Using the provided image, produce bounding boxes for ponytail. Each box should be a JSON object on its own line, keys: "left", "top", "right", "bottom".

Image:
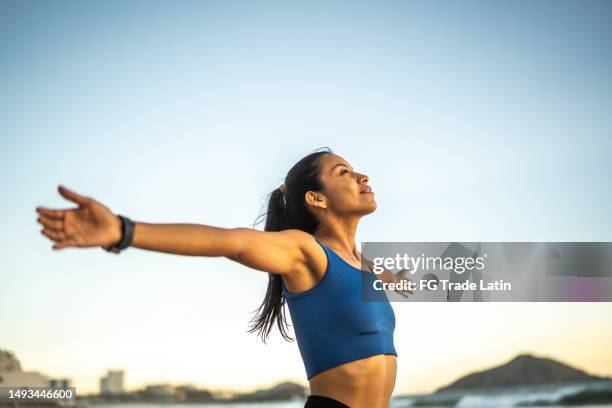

{"left": 246, "top": 187, "right": 294, "bottom": 343}
{"left": 265, "top": 187, "right": 291, "bottom": 232}
{"left": 246, "top": 147, "right": 332, "bottom": 343}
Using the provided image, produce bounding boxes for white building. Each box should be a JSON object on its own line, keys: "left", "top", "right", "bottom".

{"left": 100, "top": 370, "right": 124, "bottom": 395}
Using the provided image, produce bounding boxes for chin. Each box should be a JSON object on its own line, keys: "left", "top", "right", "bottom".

{"left": 362, "top": 201, "right": 377, "bottom": 215}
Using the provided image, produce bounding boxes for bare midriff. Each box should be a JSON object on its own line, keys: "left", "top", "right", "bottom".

{"left": 308, "top": 353, "right": 397, "bottom": 408}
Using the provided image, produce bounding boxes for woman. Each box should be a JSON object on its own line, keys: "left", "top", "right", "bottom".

{"left": 36, "top": 147, "right": 410, "bottom": 408}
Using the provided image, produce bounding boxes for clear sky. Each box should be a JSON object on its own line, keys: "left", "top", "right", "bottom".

{"left": 1, "top": 0, "right": 611, "bottom": 396}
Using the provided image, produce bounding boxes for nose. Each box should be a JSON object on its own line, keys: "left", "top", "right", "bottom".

{"left": 356, "top": 172, "right": 369, "bottom": 185}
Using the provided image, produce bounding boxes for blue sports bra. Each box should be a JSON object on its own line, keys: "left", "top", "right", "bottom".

{"left": 281, "top": 236, "right": 397, "bottom": 380}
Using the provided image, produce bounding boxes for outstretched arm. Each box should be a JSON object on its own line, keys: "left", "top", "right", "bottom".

{"left": 130, "top": 223, "right": 309, "bottom": 276}
{"left": 36, "top": 186, "right": 309, "bottom": 276}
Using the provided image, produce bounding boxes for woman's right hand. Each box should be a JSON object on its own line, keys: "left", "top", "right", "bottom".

{"left": 36, "top": 185, "right": 122, "bottom": 250}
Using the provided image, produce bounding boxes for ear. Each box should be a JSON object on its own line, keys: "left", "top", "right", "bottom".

{"left": 305, "top": 191, "right": 327, "bottom": 209}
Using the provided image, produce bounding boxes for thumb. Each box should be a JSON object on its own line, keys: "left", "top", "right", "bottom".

{"left": 58, "top": 185, "right": 90, "bottom": 206}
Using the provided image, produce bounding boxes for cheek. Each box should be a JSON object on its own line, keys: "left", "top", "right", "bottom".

{"left": 329, "top": 189, "right": 364, "bottom": 210}
{"left": 325, "top": 189, "right": 349, "bottom": 209}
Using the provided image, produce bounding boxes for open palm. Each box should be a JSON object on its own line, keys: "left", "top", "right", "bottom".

{"left": 36, "top": 186, "right": 121, "bottom": 250}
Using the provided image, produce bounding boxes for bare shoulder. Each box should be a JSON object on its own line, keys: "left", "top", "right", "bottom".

{"left": 278, "top": 229, "right": 328, "bottom": 281}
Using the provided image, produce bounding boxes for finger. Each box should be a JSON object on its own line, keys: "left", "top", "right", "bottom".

{"left": 36, "top": 207, "right": 65, "bottom": 220}
{"left": 53, "top": 239, "right": 77, "bottom": 250}
{"left": 58, "top": 185, "right": 90, "bottom": 206}
{"left": 41, "top": 227, "right": 67, "bottom": 242}
{"left": 41, "top": 229, "right": 57, "bottom": 242}
{"left": 398, "top": 291, "right": 410, "bottom": 298}
{"left": 37, "top": 215, "right": 63, "bottom": 230}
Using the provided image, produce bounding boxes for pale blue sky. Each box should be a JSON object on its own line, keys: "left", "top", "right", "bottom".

{"left": 1, "top": 0, "right": 611, "bottom": 396}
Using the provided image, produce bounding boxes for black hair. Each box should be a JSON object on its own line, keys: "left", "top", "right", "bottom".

{"left": 247, "top": 147, "right": 333, "bottom": 343}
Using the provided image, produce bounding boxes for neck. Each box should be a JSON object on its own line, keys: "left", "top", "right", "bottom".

{"left": 315, "top": 215, "right": 361, "bottom": 258}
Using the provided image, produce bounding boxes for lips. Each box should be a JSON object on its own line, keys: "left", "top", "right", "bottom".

{"left": 360, "top": 186, "right": 373, "bottom": 194}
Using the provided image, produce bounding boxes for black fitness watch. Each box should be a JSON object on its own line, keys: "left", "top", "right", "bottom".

{"left": 105, "top": 215, "right": 136, "bottom": 254}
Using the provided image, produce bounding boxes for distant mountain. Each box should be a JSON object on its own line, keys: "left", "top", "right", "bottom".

{"left": 435, "top": 353, "right": 609, "bottom": 392}
{"left": 231, "top": 381, "right": 307, "bottom": 401}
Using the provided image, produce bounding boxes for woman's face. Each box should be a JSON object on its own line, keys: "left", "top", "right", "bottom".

{"left": 315, "top": 153, "right": 377, "bottom": 216}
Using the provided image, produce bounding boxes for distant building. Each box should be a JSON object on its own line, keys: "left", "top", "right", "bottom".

{"left": 144, "top": 384, "right": 174, "bottom": 397}
{"left": 49, "top": 378, "right": 71, "bottom": 389}
{"left": 0, "top": 371, "right": 50, "bottom": 387}
{"left": 100, "top": 370, "right": 124, "bottom": 395}
{"left": 174, "top": 384, "right": 197, "bottom": 402}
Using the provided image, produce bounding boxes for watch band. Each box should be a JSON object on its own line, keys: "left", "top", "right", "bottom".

{"left": 105, "top": 215, "right": 135, "bottom": 254}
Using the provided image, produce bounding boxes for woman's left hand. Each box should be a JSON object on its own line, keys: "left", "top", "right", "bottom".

{"left": 393, "top": 269, "right": 414, "bottom": 298}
